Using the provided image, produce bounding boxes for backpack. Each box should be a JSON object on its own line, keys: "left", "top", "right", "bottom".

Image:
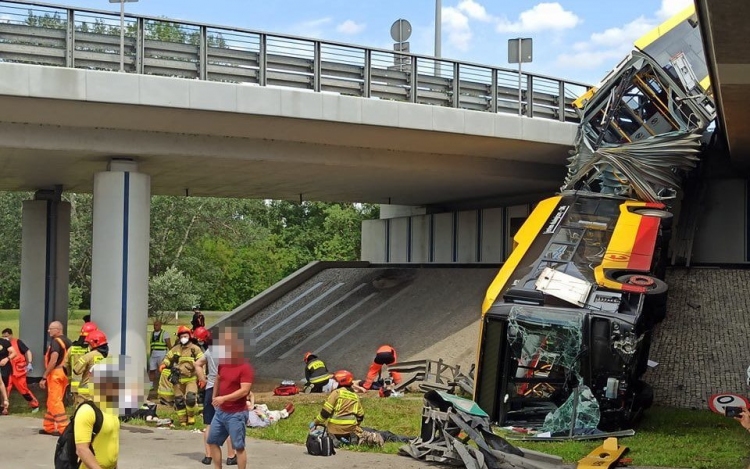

{"left": 273, "top": 381, "right": 300, "bottom": 396}
{"left": 306, "top": 428, "right": 336, "bottom": 456}
{"left": 54, "top": 401, "right": 104, "bottom": 469}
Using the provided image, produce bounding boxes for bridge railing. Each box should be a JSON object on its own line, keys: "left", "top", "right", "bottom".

{"left": 0, "top": 0, "right": 590, "bottom": 122}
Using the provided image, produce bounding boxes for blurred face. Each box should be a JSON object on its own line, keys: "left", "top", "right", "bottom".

{"left": 1, "top": 332, "right": 10, "bottom": 340}
{"left": 218, "top": 327, "right": 245, "bottom": 363}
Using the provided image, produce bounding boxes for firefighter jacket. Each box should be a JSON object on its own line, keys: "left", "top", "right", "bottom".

{"left": 305, "top": 358, "right": 332, "bottom": 385}
{"left": 72, "top": 346, "right": 108, "bottom": 397}
{"left": 68, "top": 338, "right": 88, "bottom": 393}
{"left": 314, "top": 387, "right": 365, "bottom": 437}
{"left": 161, "top": 343, "right": 204, "bottom": 383}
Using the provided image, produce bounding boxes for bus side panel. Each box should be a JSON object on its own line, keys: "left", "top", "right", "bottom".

{"left": 475, "top": 318, "right": 506, "bottom": 422}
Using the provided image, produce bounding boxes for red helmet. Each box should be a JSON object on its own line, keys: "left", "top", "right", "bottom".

{"left": 194, "top": 327, "right": 211, "bottom": 343}
{"left": 81, "top": 322, "right": 98, "bottom": 337}
{"left": 303, "top": 352, "right": 316, "bottom": 363}
{"left": 333, "top": 370, "right": 354, "bottom": 387}
{"left": 85, "top": 330, "right": 108, "bottom": 348}
{"left": 176, "top": 325, "right": 192, "bottom": 338}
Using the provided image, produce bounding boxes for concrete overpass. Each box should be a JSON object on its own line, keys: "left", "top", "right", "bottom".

{"left": 696, "top": 0, "right": 750, "bottom": 164}
{"left": 0, "top": 0, "right": 586, "bottom": 382}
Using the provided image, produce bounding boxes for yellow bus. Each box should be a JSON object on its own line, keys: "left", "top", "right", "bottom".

{"left": 474, "top": 191, "right": 672, "bottom": 430}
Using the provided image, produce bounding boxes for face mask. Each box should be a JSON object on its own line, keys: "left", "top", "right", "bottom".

{"left": 180, "top": 337, "right": 189, "bottom": 345}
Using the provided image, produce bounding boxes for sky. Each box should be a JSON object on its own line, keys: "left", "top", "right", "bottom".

{"left": 10, "top": 0, "right": 694, "bottom": 84}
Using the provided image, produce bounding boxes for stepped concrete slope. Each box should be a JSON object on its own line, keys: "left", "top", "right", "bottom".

{"left": 225, "top": 263, "right": 498, "bottom": 382}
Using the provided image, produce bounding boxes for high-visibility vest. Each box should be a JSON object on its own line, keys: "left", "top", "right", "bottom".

{"left": 9, "top": 338, "right": 27, "bottom": 377}
{"left": 68, "top": 343, "right": 88, "bottom": 393}
{"left": 150, "top": 330, "right": 168, "bottom": 352}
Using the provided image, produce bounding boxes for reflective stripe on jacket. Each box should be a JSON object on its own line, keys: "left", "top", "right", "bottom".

{"left": 150, "top": 330, "right": 168, "bottom": 351}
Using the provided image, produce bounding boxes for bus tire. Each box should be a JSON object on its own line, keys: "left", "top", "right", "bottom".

{"left": 617, "top": 274, "right": 668, "bottom": 296}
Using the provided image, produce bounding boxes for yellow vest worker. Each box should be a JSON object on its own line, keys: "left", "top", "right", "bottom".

{"left": 72, "top": 330, "right": 109, "bottom": 405}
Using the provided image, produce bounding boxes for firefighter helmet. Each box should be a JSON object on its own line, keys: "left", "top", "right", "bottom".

{"left": 333, "top": 370, "right": 354, "bottom": 387}
{"left": 80, "top": 322, "right": 98, "bottom": 337}
{"left": 194, "top": 327, "right": 211, "bottom": 343}
{"left": 85, "top": 330, "right": 108, "bottom": 348}
{"left": 303, "top": 352, "right": 316, "bottom": 363}
{"left": 176, "top": 325, "right": 192, "bottom": 337}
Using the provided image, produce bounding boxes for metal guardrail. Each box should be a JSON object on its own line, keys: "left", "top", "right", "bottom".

{"left": 0, "top": 0, "right": 590, "bottom": 122}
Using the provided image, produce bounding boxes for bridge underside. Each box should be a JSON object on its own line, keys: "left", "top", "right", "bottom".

{"left": 698, "top": 0, "right": 750, "bottom": 166}
{"left": 0, "top": 62, "right": 579, "bottom": 206}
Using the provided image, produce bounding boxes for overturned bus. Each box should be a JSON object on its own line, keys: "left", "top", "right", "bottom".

{"left": 473, "top": 191, "right": 671, "bottom": 430}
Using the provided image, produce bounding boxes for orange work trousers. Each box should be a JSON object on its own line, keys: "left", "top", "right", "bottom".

{"left": 364, "top": 363, "right": 402, "bottom": 389}
{"left": 7, "top": 373, "right": 39, "bottom": 408}
{"left": 43, "top": 368, "right": 70, "bottom": 433}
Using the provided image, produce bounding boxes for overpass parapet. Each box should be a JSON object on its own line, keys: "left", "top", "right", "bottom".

{"left": 0, "top": 0, "right": 589, "bottom": 123}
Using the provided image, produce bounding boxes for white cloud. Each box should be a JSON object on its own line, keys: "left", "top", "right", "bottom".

{"left": 336, "top": 20, "right": 365, "bottom": 35}
{"left": 556, "top": 16, "right": 655, "bottom": 70}
{"left": 658, "top": 0, "right": 693, "bottom": 19}
{"left": 442, "top": 6, "right": 472, "bottom": 51}
{"left": 496, "top": 2, "right": 581, "bottom": 33}
{"left": 457, "top": 0, "right": 493, "bottom": 23}
{"left": 289, "top": 17, "right": 332, "bottom": 38}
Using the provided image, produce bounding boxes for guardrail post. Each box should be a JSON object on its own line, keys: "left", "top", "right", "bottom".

{"left": 490, "top": 69, "right": 498, "bottom": 113}
{"left": 199, "top": 25, "right": 208, "bottom": 80}
{"left": 136, "top": 17, "right": 144, "bottom": 74}
{"left": 313, "top": 41, "right": 321, "bottom": 92}
{"left": 258, "top": 34, "right": 267, "bottom": 86}
{"left": 558, "top": 81, "right": 566, "bottom": 122}
{"left": 526, "top": 75, "right": 534, "bottom": 117}
{"left": 65, "top": 9, "right": 75, "bottom": 68}
{"left": 452, "top": 62, "right": 460, "bottom": 108}
{"left": 363, "top": 49, "right": 371, "bottom": 98}
{"left": 410, "top": 56, "right": 418, "bottom": 103}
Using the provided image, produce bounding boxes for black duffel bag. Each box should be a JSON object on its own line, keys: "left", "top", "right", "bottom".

{"left": 306, "top": 428, "right": 336, "bottom": 456}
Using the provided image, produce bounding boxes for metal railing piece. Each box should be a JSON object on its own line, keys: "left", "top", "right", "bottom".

{"left": 0, "top": 0, "right": 590, "bottom": 122}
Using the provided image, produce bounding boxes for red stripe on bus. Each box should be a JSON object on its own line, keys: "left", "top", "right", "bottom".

{"left": 627, "top": 216, "right": 660, "bottom": 271}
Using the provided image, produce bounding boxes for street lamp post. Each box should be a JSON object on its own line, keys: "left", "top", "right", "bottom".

{"left": 109, "top": 0, "right": 138, "bottom": 72}
{"left": 434, "top": 0, "right": 441, "bottom": 59}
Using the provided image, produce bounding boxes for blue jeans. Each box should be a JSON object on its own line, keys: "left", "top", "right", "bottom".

{"left": 207, "top": 407, "right": 249, "bottom": 450}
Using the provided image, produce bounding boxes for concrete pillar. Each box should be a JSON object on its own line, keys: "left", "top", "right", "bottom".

{"left": 19, "top": 188, "right": 70, "bottom": 377}
{"left": 90, "top": 159, "right": 150, "bottom": 377}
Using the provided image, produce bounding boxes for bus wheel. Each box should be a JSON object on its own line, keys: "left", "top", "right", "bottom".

{"left": 617, "top": 274, "right": 668, "bottom": 296}
{"left": 632, "top": 208, "right": 673, "bottom": 219}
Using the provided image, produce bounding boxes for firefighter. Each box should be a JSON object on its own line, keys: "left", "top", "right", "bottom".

{"left": 160, "top": 326, "right": 206, "bottom": 426}
{"left": 39, "top": 321, "right": 72, "bottom": 436}
{"left": 312, "top": 370, "right": 384, "bottom": 447}
{"left": 72, "top": 330, "right": 109, "bottom": 405}
{"left": 69, "top": 322, "right": 98, "bottom": 403}
{"left": 1, "top": 328, "right": 39, "bottom": 412}
{"left": 361, "top": 345, "right": 402, "bottom": 390}
{"left": 303, "top": 352, "right": 332, "bottom": 393}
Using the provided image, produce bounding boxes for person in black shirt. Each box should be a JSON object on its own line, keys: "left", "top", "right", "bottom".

{"left": 0, "top": 337, "right": 18, "bottom": 389}
{"left": 191, "top": 307, "right": 205, "bottom": 331}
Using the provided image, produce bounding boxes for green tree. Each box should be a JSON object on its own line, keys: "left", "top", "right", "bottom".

{"left": 148, "top": 266, "right": 200, "bottom": 324}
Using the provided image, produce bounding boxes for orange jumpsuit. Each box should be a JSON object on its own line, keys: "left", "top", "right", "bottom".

{"left": 7, "top": 338, "right": 39, "bottom": 410}
{"left": 43, "top": 337, "right": 71, "bottom": 433}
{"left": 363, "top": 345, "right": 401, "bottom": 389}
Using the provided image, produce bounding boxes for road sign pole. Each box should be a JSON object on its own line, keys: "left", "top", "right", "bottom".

{"left": 518, "top": 39, "right": 522, "bottom": 116}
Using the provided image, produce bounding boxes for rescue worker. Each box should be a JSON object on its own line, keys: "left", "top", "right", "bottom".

{"left": 72, "top": 330, "right": 109, "bottom": 405}
{"left": 312, "top": 370, "right": 384, "bottom": 447}
{"left": 148, "top": 320, "right": 172, "bottom": 384}
{"left": 303, "top": 352, "right": 332, "bottom": 393}
{"left": 1, "top": 328, "right": 39, "bottom": 412}
{"left": 361, "top": 345, "right": 401, "bottom": 390}
{"left": 160, "top": 326, "right": 206, "bottom": 426}
{"left": 39, "top": 321, "right": 72, "bottom": 436}
{"left": 70, "top": 322, "right": 98, "bottom": 403}
{"left": 191, "top": 307, "right": 205, "bottom": 332}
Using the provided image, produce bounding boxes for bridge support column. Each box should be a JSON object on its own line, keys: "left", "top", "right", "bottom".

{"left": 90, "top": 159, "right": 150, "bottom": 381}
{"left": 19, "top": 188, "right": 70, "bottom": 378}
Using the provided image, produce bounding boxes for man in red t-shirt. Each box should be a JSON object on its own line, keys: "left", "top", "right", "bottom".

{"left": 207, "top": 325, "right": 253, "bottom": 469}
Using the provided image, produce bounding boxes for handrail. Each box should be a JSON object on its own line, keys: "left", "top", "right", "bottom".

{"left": 0, "top": 0, "right": 591, "bottom": 122}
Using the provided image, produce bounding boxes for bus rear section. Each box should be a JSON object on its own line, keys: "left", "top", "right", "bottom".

{"left": 474, "top": 191, "right": 671, "bottom": 431}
